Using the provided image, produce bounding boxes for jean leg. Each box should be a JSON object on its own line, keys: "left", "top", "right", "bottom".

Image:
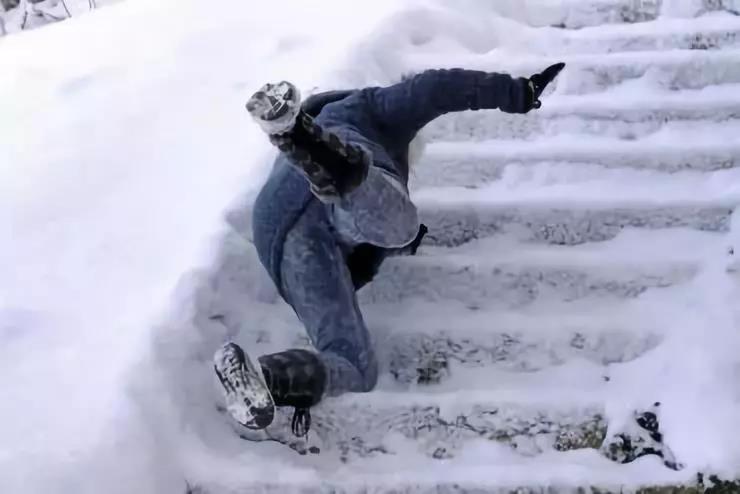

{"left": 280, "top": 201, "right": 378, "bottom": 395}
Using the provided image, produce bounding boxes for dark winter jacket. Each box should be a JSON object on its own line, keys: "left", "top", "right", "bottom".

{"left": 252, "top": 69, "right": 531, "bottom": 293}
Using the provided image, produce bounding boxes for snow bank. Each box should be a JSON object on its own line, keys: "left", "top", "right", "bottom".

{"left": 0, "top": 0, "right": 407, "bottom": 491}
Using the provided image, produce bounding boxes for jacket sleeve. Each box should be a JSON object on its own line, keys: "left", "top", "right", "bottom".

{"left": 365, "top": 68, "right": 530, "bottom": 142}
{"left": 301, "top": 90, "right": 354, "bottom": 117}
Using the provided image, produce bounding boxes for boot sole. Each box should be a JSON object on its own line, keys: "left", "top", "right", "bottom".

{"left": 246, "top": 81, "right": 301, "bottom": 135}
{"left": 214, "top": 342, "right": 275, "bottom": 430}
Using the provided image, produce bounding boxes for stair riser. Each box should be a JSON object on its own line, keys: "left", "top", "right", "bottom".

{"left": 415, "top": 152, "right": 739, "bottom": 188}
{"left": 524, "top": 0, "right": 737, "bottom": 29}
{"left": 418, "top": 206, "right": 732, "bottom": 247}
{"left": 424, "top": 108, "right": 740, "bottom": 142}
{"left": 556, "top": 54, "right": 740, "bottom": 94}
{"left": 280, "top": 327, "right": 660, "bottom": 385}
{"left": 360, "top": 262, "right": 695, "bottom": 307}
{"left": 235, "top": 402, "right": 606, "bottom": 463}
{"left": 555, "top": 28, "right": 740, "bottom": 54}
{"left": 383, "top": 331, "right": 661, "bottom": 385}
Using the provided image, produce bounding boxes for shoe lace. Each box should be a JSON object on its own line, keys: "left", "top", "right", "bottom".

{"left": 291, "top": 408, "right": 312, "bottom": 437}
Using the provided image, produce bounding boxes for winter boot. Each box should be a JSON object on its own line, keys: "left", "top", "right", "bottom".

{"left": 214, "top": 342, "right": 327, "bottom": 437}
{"left": 258, "top": 349, "right": 327, "bottom": 437}
{"left": 246, "top": 81, "right": 370, "bottom": 199}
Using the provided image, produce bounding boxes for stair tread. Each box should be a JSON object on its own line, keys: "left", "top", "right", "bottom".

{"left": 194, "top": 448, "right": 695, "bottom": 492}
{"left": 400, "top": 228, "right": 723, "bottom": 268}
{"left": 415, "top": 44, "right": 740, "bottom": 67}
{"left": 375, "top": 359, "right": 610, "bottom": 397}
{"left": 321, "top": 379, "right": 606, "bottom": 418}
{"left": 367, "top": 298, "right": 661, "bottom": 338}
{"left": 559, "top": 11, "right": 740, "bottom": 41}
{"left": 545, "top": 82, "right": 740, "bottom": 111}
{"left": 426, "top": 130, "right": 740, "bottom": 159}
{"left": 411, "top": 165, "right": 740, "bottom": 206}
{"left": 312, "top": 450, "right": 688, "bottom": 486}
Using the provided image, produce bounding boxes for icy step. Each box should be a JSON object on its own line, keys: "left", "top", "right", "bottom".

{"left": 215, "top": 292, "right": 660, "bottom": 385}
{"left": 384, "top": 329, "right": 656, "bottom": 386}
{"left": 219, "top": 295, "right": 661, "bottom": 386}
{"left": 419, "top": 200, "right": 732, "bottom": 248}
{"left": 496, "top": 0, "right": 739, "bottom": 29}
{"left": 234, "top": 367, "right": 609, "bottom": 463}
{"left": 194, "top": 472, "right": 713, "bottom": 494}
{"left": 313, "top": 396, "right": 604, "bottom": 461}
{"left": 359, "top": 230, "right": 709, "bottom": 307}
{"left": 189, "top": 451, "right": 733, "bottom": 494}
{"left": 554, "top": 48, "right": 740, "bottom": 94}
{"left": 410, "top": 165, "right": 738, "bottom": 246}
{"left": 545, "top": 13, "right": 740, "bottom": 54}
{"left": 415, "top": 136, "right": 740, "bottom": 189}
{"left": 368, "top": 301, "right": 661, "bottom": 385}
{"left": 424, "top": 85, "right": 740, "bottom": 142}
{"left": 409, "top": 49, "right": 740, "bottom": 94}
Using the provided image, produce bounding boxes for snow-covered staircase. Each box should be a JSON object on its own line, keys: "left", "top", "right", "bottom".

{"left": 189, "top": 2, "right": 740, "bottom": 492}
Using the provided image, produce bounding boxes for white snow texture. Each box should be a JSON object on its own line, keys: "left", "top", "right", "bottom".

{"left": 2, "top": 0, "right": 740, "bottom": 493}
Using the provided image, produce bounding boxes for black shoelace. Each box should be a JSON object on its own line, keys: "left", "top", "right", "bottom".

{"left": 291, "top": 408, "right": 311, "bottom": 437}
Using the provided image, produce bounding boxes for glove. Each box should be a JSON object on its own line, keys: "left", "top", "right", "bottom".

{"left": 268, "top": 132, "right": 294, "bottom": 152}
{"left": 526, "top": 62, "right": 566, "bottom": 110}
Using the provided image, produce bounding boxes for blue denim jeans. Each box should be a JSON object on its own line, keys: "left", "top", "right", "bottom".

{"left": 278, "top": 166, "right": 419, "bottom": 396}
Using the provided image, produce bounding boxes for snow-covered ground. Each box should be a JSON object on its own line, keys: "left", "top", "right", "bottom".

{"left": 1, "top": 0, "right": 400, "bottom": 491}
{"left": 3, "top": 0, "right": 740, "bottom": 493}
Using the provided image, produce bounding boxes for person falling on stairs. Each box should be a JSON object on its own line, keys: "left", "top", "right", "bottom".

{"left": 214, "top": 63, "right": 566, "bottom": 437}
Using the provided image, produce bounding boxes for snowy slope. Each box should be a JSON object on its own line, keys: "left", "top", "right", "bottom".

{"left": 0, "top": 0, "right": 403, "bottom": 492}
{"left": 3, "top": 0, "right": 740, "bottom": 493}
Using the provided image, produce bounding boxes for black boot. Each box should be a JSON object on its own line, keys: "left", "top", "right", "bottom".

{"left": 258, "top": 349, "right": 327, "bottom": 437}
{"left": 246, "top": 81, "right": 369, "bottom": 199}
{"left": 215, "top": 344, "right": 327, "bottom": 437}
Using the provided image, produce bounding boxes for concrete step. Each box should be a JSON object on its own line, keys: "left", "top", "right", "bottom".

{"left": 423, "top": 85, "right": 740, "bottom": 142}
{"left": 233, "top": 376, "right": 609, "bottom": 462}
{"left": 414, "top": 136, "right": 740, "bottom": 188}
{"left": 407, "top": 49, "right": 740, "bottom": 95}
{"left": 542, "top": 13, "right": 740, "bottom": 54}
{"left": 492, "top": 0, "right": 739, "bottom": 29}
{"left": 359, "top": 238, "right": 702, "bottom": 308}
{"left": 191, "top": 477, "right": 731, "bottom": 494}
{"left": 418, "top": 201, "right": 732, "bottom": 249}
{"left": 367, "top": 301, "right": 661, "bottom": 385}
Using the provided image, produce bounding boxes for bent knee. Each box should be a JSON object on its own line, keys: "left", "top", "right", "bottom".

{"left": 358, "top": 199, "right": 419, "bottom": 248}
{"left": 359, "top": 357, "right": 379, "bottom": 392}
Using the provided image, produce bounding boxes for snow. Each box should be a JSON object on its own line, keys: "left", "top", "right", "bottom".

{"left": 414, "top": 165, "right": 740, "bottom": 205}
{"left": 0, "top": 0, "right": 402, "bottom": 492}
{"left": 3, "top": 0, "right": 740, "bottom": 492}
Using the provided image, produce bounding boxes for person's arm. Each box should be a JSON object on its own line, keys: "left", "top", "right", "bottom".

{"left": 365, "top": 64, "right": 564, "bottom": 142}
{"left": 301, "top": 90, "right": 354, "bottom": 117}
